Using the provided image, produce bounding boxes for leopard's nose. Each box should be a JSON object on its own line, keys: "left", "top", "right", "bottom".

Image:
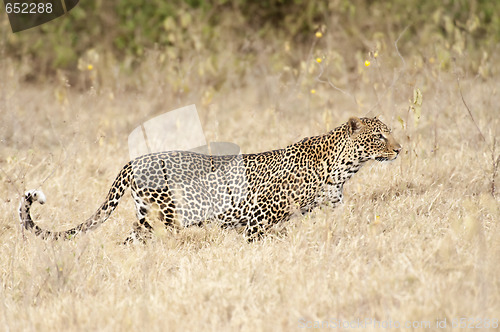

{"left": 393, "top": 143, "right": 402, "bottom": 154}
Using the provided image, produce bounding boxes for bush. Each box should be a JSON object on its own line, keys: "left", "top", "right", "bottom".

{"left": 1, "top": 0, "right": 498, "bottom": 83}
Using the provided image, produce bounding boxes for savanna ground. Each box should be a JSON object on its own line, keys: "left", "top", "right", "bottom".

{"left": 1, "top": 4, "right": 500, "bottom": 331}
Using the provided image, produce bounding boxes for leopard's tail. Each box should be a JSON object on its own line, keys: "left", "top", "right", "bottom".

{"left": 18, "top": 162, "right": 132, "bottom": 240}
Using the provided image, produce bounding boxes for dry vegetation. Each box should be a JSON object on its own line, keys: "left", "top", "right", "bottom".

{"left": 1, "top": 26, "right": 500, "bottom": 331}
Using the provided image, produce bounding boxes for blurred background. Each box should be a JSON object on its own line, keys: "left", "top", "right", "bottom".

{"left": 1, "top": 0, "right": 498, "bottom": 92}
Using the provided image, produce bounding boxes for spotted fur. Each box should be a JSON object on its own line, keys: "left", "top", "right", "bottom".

{"left": 18, "top": 117, "right": 401, "bottom": 242}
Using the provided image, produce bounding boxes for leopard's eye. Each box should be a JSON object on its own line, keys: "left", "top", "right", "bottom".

{"left": 377, "top": 133, "right": 385, "bottom": 140}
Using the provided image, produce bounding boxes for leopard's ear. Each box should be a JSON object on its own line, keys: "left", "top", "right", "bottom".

{"left": 348, "top": 117, "right": 364, "bottom": 136}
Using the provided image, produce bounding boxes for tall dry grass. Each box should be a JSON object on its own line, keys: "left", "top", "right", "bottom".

{"left": 1, "top": 38, "right": 499, "bottom": 331}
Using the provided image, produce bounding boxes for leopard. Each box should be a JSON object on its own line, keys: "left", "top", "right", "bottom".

{"left": 19, "top": 116, "right": 401, "bottom": 242}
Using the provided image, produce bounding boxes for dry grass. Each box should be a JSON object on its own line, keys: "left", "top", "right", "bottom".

{"left": 1, "top": 49, "right": 499, "bottom": 332}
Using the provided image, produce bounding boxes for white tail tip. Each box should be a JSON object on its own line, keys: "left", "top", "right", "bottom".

{"left": 25, "top": 189, "right": 46, "bottom": 205}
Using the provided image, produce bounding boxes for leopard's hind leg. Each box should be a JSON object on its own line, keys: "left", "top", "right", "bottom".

{"left": 124, "top": 190, "right": 154, "bottom": 244}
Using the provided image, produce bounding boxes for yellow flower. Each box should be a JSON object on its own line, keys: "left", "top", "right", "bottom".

{"left": 87, "top": 64, "right": 93, "bottom": 71}
{"left": 316, "top": 58, "right": 322, "bottom": 63}
{"left": 310, "top": 89, "right": 316, "bottom": 94}
{"left": 315, "top": 31, "right": 323, "bottom": 38}
{"left": 364, "top": 60, "right": 371, "bottom": 67}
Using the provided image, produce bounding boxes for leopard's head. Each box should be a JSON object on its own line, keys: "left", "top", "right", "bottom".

{"left": 347, "top": 117, "right": 401, "bottom": 162}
